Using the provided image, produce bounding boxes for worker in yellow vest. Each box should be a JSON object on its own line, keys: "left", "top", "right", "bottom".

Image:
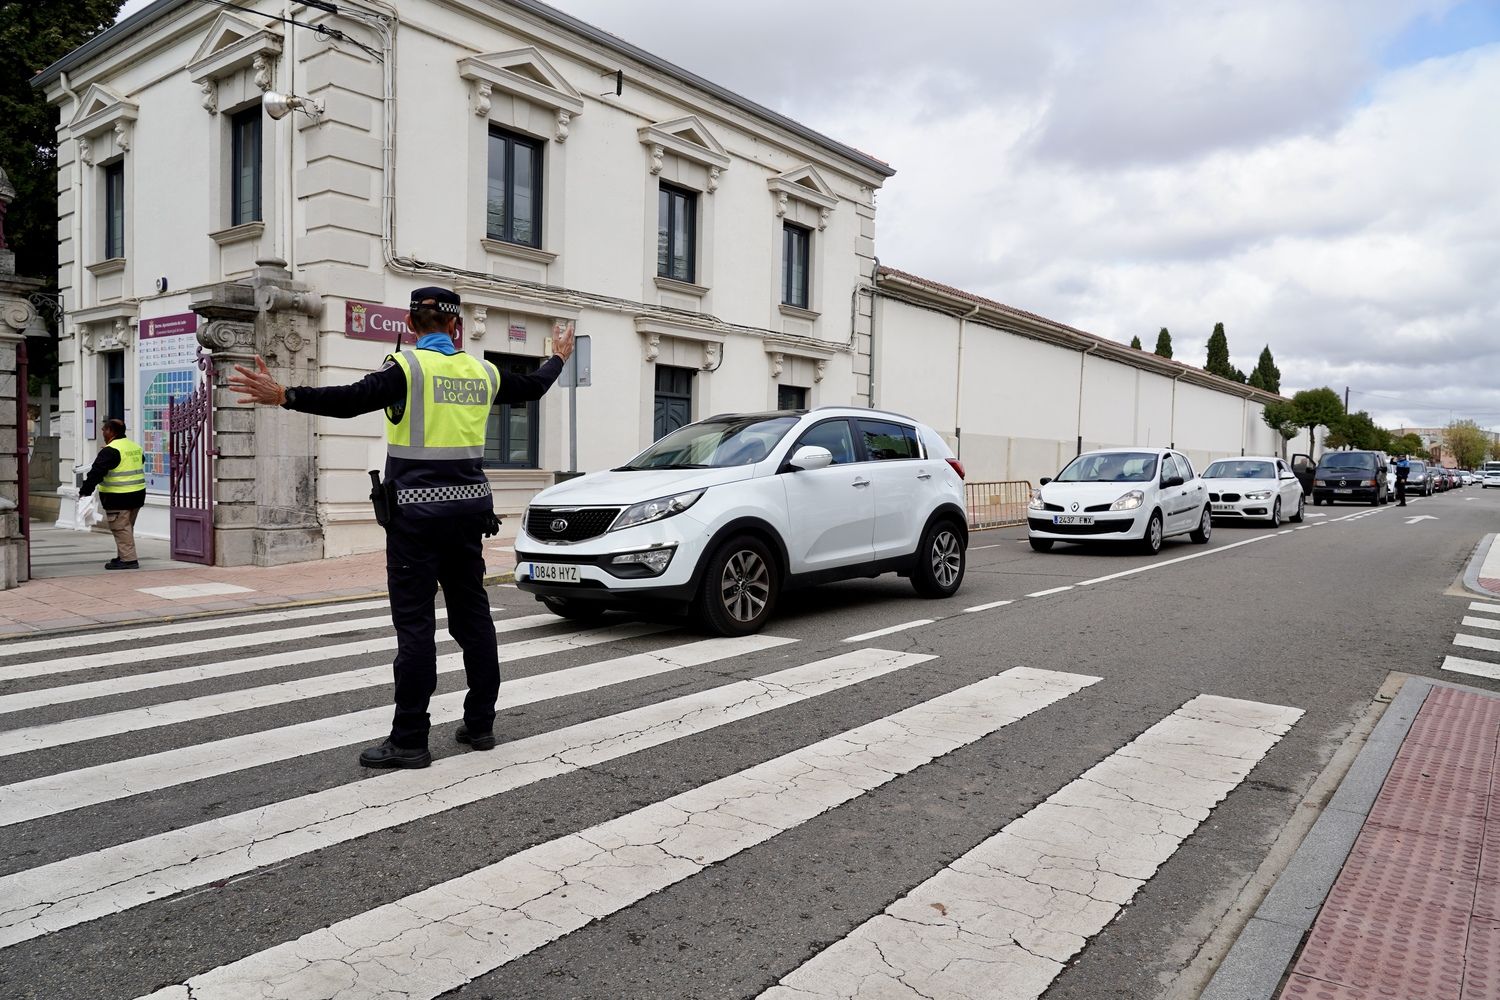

{"left": 79, "top": 417, "right": 147, "bottom": 570}
{"left": 229, "top": 287, "right": 573, "bottom": 770}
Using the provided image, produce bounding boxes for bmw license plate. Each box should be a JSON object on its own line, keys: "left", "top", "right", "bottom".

{"left": 1212, "top": 503, "right": 1235, "bottom": 512}
{"left": 530, "top": 563, "right": 580, "bottom": 584}
{"left": 1052, "top": 515, "right": 1093, "bottom": 525}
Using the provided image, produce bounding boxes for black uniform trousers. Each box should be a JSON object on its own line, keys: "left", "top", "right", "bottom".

{"left": 385, "top": 513, "right": 498, "bottom": 748}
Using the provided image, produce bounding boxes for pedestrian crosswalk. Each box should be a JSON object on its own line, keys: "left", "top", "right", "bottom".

{"left": 1444, "top": 601, "right": 1500, "bottom": 681}
{"left": 0, "top": 597, "right": 1302, "bottom": 1000}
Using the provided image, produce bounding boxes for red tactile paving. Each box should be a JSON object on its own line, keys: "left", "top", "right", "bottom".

{"left": 1280, "top": 687, "right": 1500, "bottom": 1000}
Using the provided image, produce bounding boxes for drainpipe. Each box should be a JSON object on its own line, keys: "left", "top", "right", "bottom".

{"left": 954, "top": 303, "right": 979, "bottom": 458}
{"left": 1169, "top": 370, "right": 1184, "bottom": 449}
{"left": 1240, "top": 391, "right": 1249, "bottom": 456}
{"left": 869, "top": 257, "right": 880, "bottom": 408}
{"left": 1075, "top": 342, "right": 1098, "bottom": 456}
{"left": 59, "top": 71, "right": 84, "bottom": 460}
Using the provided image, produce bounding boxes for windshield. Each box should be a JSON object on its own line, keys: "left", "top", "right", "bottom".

{"left": 1409, "top": 462, "right": 1427, "bottom": 473}
{"left": 1485, "top": 463, "right": 1500, "bottom": 473}
{"left": 1056, "top": 452, "right": 1158, "bottom": 483}
{"left": 621, "top": 415, "right": 797, "bottom": 470}
{"left": 1318, "top": 453, "right": 1376, "bottom": 471}
{"left": 1203, "top": 460, "right": 1276, "bottom": 480}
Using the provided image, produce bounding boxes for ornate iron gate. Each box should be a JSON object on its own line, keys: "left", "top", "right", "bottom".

{"left": 168, "top": 350, "right": 214, "bottom": 564}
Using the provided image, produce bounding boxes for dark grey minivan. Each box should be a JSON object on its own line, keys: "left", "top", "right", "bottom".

{"left": 1312, "top": 451, "right": 1389, "bottom": 506}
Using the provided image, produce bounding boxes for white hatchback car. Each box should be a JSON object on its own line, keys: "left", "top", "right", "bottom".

{"left": 1201, "top": 456, "right": 1305, "bottom": 526}
{"left": 1027, "top": 448, "right": 1211, "bottom": 554}
{"left": 515, "top": 408, "right": 970, "bottom": 635}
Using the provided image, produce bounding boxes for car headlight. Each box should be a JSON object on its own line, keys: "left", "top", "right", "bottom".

{"left": 609, "top": 545, "right": 677, "bottom": 576}
{"left": 1110, "top": 490, "right": 1144, "bottom": 511}
{"left": 1245, "top": 490, "right": 1273, "bottom": 501}
{"left": 611, "top": 490, "right": 704, "bottom": 531}
{"left": 1314, "top": 479, "right": 1327, "bottom": 487}
{"left": 1028, "top": 489, "right": 1046, "bottom": 511}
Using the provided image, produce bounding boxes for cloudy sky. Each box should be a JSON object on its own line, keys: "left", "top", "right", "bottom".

{"left": 118, "top": 0, "right": 1500, "bottom": 431}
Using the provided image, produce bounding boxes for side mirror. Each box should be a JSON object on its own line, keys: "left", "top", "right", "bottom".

{"left": 1162, "top": 475, "right": 1185, "bottom": 488}
{"left": 787, "top": 445, "right": 833, "bottom": 472}
{"left": 1039, "top": 477, "right": 1053, "bottom": 486}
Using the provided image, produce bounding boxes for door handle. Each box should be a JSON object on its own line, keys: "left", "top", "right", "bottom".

{"left": 852, "top": 478, "right": 871, "bottom": 488}
{"left": 917, "top": 473, "right": 932, "bottom": 481}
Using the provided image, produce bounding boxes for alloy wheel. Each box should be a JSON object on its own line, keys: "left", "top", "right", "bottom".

{"left": 931, "top": 530, "right": 962, "bottom": 589}
{"left": 720, "top": 550, "right": 771, "bottom": 623}
{"left": 1149, "top": 516, "right": 1163, "bottom": 551}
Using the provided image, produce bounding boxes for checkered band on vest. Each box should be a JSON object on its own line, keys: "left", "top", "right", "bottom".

{"left": 394, "top": 483, "right": 493, "bottom": 506}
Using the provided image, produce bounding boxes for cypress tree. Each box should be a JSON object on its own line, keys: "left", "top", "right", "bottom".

{"left": 1153, "top": 328, "right": 1173, "bottom": 359}
{"left": 1130, "top": 335, "right": 1142, "bottom": 349}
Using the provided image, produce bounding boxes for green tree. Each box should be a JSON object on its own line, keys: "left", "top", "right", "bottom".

{"left": 1203, "top": 322, "right": 1246, "bottom": 382}
{"left": 0, "top": 0, "right": 125, "bottom": 391}
{"left": 1153, "top": 327, "right": 1173, "bottom": 359}
{"left": 1444, "top": 419, "right": 1491, "bottom": 468}
{"left": 1129, "top": 335, "right": 1142, "bottom": 349}
{"left": 1261, "top": 401, "right": 1301, "bottom": 457}
{"left": 1290, "top": 387, "right": 1345, "bottom": 455}
{"left": 1491, "top": 439, "right": 1500, "bottom": 462}
{"left": 1250, "top": 345, "right": 1281, "bottom": 393}
{"left": 1391, "top": 432, "right": 1425, "bottom": 457}
{"left": 1327, "top": 411, "right": 1389, "bottom": 452}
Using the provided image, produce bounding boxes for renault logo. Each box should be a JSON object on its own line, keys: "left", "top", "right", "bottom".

{"left": 1071, "top": 501, "right": 1079, "bottom": 512}
{"left": 550, "top": 518, "right": 569, "bottom": 533}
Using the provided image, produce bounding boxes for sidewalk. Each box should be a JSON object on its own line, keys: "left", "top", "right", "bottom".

{"left": 0, "top": 522, "right": 518, "bottom": 638}
{"left": 1469, "top": 533, "right": 1500, "bottom": 601}
{"left": 1202, "top": 675, "right": 1500, "bottom": 1000}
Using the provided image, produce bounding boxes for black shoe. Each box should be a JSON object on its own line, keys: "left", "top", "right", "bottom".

{"left": 358, "top": 739, "right": 432, "bottom": 769}
{"left": 455, "top": 725, "right": 496, "bottom": 751}
{"left": 104, "top": 559, "right": 140, "bottom": 570}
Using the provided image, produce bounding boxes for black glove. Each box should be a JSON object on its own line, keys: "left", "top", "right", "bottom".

{"left": 482, "top": 511, "right": 502, "bottom": 538}
{"left": 79, "top": 486, "right": 94, "bottom": 497}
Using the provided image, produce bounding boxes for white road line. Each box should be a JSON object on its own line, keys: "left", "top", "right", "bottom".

{"left": 1463, "top": 616, "right": 1500, "bottom": 633}
{"left": 130, "top": 666, "right": 1100, "bottom": 1000}
{"left": 1469, "top": 602, "right": 1500, "bottom": 616}
{"left": 1442, "top": 655, "right": 1500, "bottom": 681}
{"left": 1027, "top": 586, "right": 1074, "bottom": 598}
{"left": 843, "top": 620, "right": 934, "bottom": 643}
{"left": 1294, "top": 525, "right": 1310, "bottom": 530}
{"left": 760, "top": 693, "right": 1301, "bottom": 1000}
{"left": 964, "top": 600, "right": 1014, "bottom": 613}
{"left": 1454, "top": 633, "right": 1500, "bottom": 654}
{"left": 0, "top": 610, "right": 434, "bottom": 683}
{"left": 1278, "top": 529, "right": 1294, "bottom": 535}
{"left": 970, "top": 544, "right": 1004, "bottom": 551}
{"left": 0, "top": 599, "right": 391, "bottom": 659}
{"left": 0, "top": 635, "right": 837, "bottom": 947}
{"left": 0, "top": 614, "right": 554, "bottom": 717}
{"left": 1076, "top": 535, "right": 1270, "bottom": 587}
{"left": 0, "top": 624, "right": 670, "bottom": 826}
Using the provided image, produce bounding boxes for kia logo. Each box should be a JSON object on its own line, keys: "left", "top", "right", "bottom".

{"left": 550, "top": 518, "right": 569, "bottom": 533}
{"left": 1071, "top": 501, "right": 1079, "bottom": 512}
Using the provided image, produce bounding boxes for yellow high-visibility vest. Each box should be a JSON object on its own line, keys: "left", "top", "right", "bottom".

{"left": 384, "top": 349, "right": 501, "bottom": 515}
{"left": 98, "top": 438, "right": 146, "bottom": 494}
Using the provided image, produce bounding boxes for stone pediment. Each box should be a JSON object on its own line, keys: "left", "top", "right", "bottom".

{"left": 460, "top": 47, "right": 584, "bottom": 132}
{"left": 186, "top": 11, "right": 283, "bottom": 84}
{"left": 639, "top": 115, "right": 731, "bottom": 175}
{"left": 68, "top": 83, "right": 138, "bottom": 139}
{"left": 769, "top": 165, "right": 837, "bottom": 209}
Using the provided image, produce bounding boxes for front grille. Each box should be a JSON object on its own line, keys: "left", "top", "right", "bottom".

{"left": 1028, "top": 518, "right": 1132, "bottom": 536}
{"left": 526, "top": 507, "right": 623, "bottom": 543}
{"left": 1042, "top": 502, "right": 1065, "bottom": 512}
{"left": 1084, "top": 502, "right": 1114, "bottom": 513}
{"left": 1219, "top": 492, "right": 1242, "bottom": 502}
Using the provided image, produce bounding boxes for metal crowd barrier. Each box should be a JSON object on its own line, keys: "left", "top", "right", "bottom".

{"left": 965, "top": 480, "right": 1034, "bottom": 530}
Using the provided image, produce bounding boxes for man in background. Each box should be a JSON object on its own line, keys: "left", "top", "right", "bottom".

{"left": 1395, "top": 454, "right": 1410, "bottom": 507}
{"left": 79, "top": 417, "right": 147, "bottom": 569}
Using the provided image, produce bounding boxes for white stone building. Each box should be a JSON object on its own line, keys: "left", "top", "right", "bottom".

{"left": 34, "top": 0, "right": 1289, "bottom": 566}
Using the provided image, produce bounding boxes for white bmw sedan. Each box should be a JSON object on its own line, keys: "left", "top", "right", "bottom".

{"left": 1027, "top": 448, "right": 1211, "bottom": 554}
{"left": 1201, "top": 456, "right": 1305, "bottom": 527}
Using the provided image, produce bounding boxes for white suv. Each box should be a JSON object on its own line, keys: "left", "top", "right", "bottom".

{"left": 514, "top": 408, "right": 970, "bottom": 635}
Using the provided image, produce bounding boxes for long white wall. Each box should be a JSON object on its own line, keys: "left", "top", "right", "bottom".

{"left": 874, "top": 297, "right": 1284, "bottom": 483}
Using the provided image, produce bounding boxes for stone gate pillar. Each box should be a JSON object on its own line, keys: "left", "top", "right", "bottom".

{"left": 0, "top": 165, "right": 42, "bottom": 588}
{"left": 192, "top": 258, "right": 323, "bottom": 566}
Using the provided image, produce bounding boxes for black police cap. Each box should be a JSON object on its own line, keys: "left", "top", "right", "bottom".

{"left": 409, "top": 286, "right": 462, "bottom": 317}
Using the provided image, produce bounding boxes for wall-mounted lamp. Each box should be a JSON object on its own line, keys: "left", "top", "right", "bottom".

{"left": 262, "top": 91, "right": 325, "bottom": 121}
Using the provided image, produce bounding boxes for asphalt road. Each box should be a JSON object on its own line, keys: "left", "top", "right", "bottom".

{"left": 0, "top": 486, "right": 1494, "bottom": 1000}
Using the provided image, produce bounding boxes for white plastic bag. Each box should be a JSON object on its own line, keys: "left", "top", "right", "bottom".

{"left": 77, "top": 492, "right": 105, "bottom": 530}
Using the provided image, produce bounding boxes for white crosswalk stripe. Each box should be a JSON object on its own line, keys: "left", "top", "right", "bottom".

{"left": 0, "top": 596, "right": 1304, "bottom": 1000}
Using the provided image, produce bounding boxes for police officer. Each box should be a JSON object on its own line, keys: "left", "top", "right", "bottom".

{"left": 1395, "top": 454, "right": 1410, "bottom": 506}
{"left": 79, "top": 417, "right": 147, "bottom": 570}
{"left": 228, "top": 287, "right": 573, "bottom": 769}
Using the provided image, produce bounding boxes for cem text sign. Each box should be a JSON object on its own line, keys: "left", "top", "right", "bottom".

{"left": 345, "top": 301, "right": 463, "bottom": 350}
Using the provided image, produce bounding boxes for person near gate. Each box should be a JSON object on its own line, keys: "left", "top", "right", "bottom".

{"left": 1395, "top": 454, "right": 1410, "bottom": 506}
{"left": 79, "top": 417, "right": 147, "bottom": 570}
{"left": 228, "top": 286, "right": 574, "bottom": 769}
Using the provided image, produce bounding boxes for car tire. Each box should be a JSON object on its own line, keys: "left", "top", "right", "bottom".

{"left": 1190, "top": 506, "right": 1212, "bottom": 544}
{"left": 1139, "top": 511, "right": 1165, "bottom": 555}
{"left": 1290, "top": 494, "right": 1305, "bottom": 523}
{"left": 692, "top": 535, "right": 778, "bottom": 636}
{"left": 1269, "top": 499, "right": 1281, "bottom": 527}
{"left": 540, "top": 597, "right": 609, "bottom": 625}
{"left": 1028, "top": 537, "right": 1054, "bottom": 553}
{"left": 911, "top": 520, "right": 966, "bottom": 598}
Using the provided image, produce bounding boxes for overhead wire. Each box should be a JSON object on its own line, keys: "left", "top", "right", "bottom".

{"left": 189, "top": 0, "right": 383, "bottom": 59}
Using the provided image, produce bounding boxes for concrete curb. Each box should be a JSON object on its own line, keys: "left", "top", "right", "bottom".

{"left": 1463, "top": 532, "right": 1499, "bottom": 600}
{"left": 1198, "top": 673, "right": 1498, "bottom": 999}
{"left": 0, "top": 571, "right": 518, "bottom": 641}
